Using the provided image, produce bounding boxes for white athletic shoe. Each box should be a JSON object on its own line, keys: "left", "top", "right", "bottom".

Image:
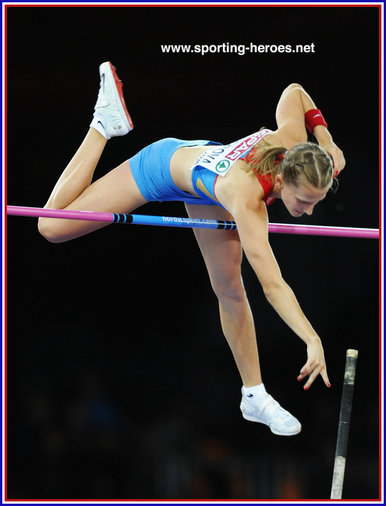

{"left": 90, "top": 61, "right": 134, "bottom": 140}
{"left": 240, "top": 387, "right": 301, "bottom": 436}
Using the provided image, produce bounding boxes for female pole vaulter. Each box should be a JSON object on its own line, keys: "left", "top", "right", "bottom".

{"left": 38, "top": 62, "right": 345, "bottom": 436}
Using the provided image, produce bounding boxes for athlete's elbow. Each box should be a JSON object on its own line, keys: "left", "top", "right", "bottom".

{"left": 285, "top": 82, "right": 304, "bottom": 93}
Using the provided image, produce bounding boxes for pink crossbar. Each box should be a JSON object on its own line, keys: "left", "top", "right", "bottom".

{"left": 6, "top": 205, "right": 379, "bottom": 239}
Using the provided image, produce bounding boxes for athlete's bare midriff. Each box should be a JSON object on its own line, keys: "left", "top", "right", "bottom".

{"left": 170, "top": 144, "right": 211, "bottom": 194}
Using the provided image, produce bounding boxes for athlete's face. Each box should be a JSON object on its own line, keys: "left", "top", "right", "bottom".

{"left": 279, "top": 179, "right": 328, "bottom": 217}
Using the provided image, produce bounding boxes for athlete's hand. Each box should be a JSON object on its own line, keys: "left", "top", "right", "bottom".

{"left": 297, "top": 337, "right": 331, "bottom": 390}
{"left": 320, "top": 141, "right": 346, "bottom": 177}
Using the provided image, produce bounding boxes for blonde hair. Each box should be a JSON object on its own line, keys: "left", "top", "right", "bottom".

{"left": 243, "top": 140, "right": 336, "bottom": 190}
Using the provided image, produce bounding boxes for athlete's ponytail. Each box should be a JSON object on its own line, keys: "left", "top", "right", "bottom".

{"left": 242, "top": 143, "right": 287, "bottom": 179}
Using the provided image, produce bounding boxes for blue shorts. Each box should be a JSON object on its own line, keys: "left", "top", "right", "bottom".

{"left": 129, "top": 138, "right": 221, "bottom": 205}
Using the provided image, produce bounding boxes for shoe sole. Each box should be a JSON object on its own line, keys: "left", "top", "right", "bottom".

{"left": 100, "top": 61, "right": 134, "bottom": 131}
{"left": 242, "top": 413, "right": 302, "bottom": 436}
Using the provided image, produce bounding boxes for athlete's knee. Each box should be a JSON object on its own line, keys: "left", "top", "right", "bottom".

{"left": 210, "top": 273, "right": 246, "bottom": 305}
{"left": 38, "top": 217, "right": 67, "bottom": 243}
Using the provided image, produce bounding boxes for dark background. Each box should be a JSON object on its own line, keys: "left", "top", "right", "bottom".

{"left": 5, "top": 4, "right": 380, "bottom": 502}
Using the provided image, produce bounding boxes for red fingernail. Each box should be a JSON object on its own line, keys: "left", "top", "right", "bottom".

{"left": 297, "top": 376, "right": 302, "bottom": 382}
{"left": 333, "top": 170, "right": 338, "bottom": 178}
{"left": 327, "top": 383, "right": 331, "bottom": 388}
{"left": 304, "top": 385, "right": 309, "bottom": 391}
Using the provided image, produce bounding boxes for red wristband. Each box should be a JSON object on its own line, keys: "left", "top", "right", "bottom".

{"left": 305, "top": 108, "right": 328, "bottom": 133}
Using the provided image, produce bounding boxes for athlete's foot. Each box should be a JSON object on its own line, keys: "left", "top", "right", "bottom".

{"left": 90, "top": 61, "right": 134, "bottom": 140}
{"left": 240, "top": 387, "right": 301, "bottom": 436}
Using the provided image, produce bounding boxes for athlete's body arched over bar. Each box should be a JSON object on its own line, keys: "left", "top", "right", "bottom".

{"left": 38, "top": 62, "right": 346, "bottom": 436}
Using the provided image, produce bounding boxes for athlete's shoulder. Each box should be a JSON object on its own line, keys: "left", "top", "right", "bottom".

{"left": 216, "top": 163, "right": 265, "bottom": 212}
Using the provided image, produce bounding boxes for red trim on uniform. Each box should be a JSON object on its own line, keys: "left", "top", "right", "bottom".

{"left": 244, "top": 147, "right": 255, "bottom": 164}
{"left": 257, "top": 173, "right": 276, "bottom": 206}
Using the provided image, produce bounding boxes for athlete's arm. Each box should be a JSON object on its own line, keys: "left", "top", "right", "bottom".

{"left": 275, "top": 83, "right": 345, "bottom": 174}
{"left": 234, "top": 199, "right": 329, "bottom": 389}
{"left": 216, "top": 170, "right": 330, "bottom": 389}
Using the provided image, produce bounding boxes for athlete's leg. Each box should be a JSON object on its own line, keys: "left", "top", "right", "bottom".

{"left": 38, "top": 62, "right": 146, "bottom": 242}
{"left": 38, "top": 128, "right": 147, "bottom": 243}
{"left": 42, "top": 128, "right": 107, "bottom": 211}
{"left": 185, "top": 203, "right": 262, "bottom": 387}
{"left": 186, "top": 203, "right": 301, "bottom": 435}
